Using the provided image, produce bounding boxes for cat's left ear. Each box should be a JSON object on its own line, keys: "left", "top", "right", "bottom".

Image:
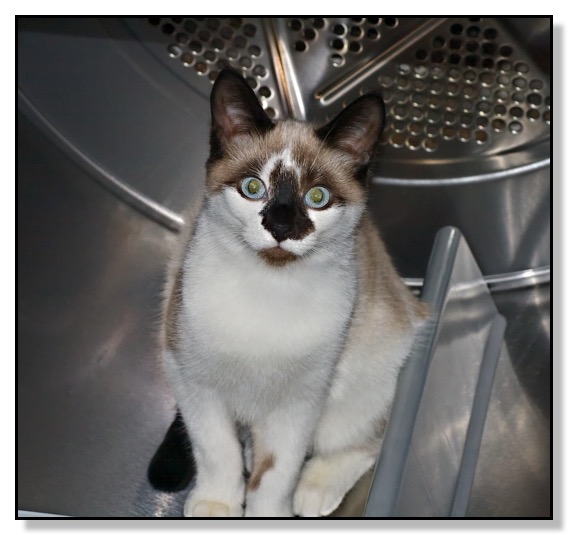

{"left": 209, "top": 68, "right": 274, "bottom": 158}
{"left": 316, "top": 94, "right": 385, "bottom": 166}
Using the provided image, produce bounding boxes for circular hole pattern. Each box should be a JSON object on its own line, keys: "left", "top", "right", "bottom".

{"left": 527, "top": 109, "right": 540, "bottom": 121}
{"left": 181, "top": 53, "right": 194, "bottom": 66}
{"left": 543, "top": 110, "right": 550, "bottom": 123}
{"left": 509, "top": 121, "right": 523, "bottom": 134}
{"left": 510, "top": 106, "right": 523, "bottom": 118}
{"left": 433, "top": 36, "right": 445, "bottom": 48}
{"left": 331, "top": 38, "right": 345, "bottom": 51}
{"left": 304, "top": 28, "right": 317, "bottom": 40}
{"left": 195, "top": 61, "right": 208, "bottom": 75}
{"left": 474, "top": 130, "right": 489, "bottom": 144}
{"left": 330, "top": 53, "right": 345, "bottom": 67}
{"left": 333, "top": 24, "right": 346, "bottom": 35}
{"left": 220, "top": 26, "right": 233, "bottom": 39}
{"left": 211, "top": 37, "right": 225, "bottom": 51}
{"left": 253, "top": 64, "right": 267, "bottom": 78}
{"left": 189, "top": 40, "right": 203, "bottom": 53}
{"left": 159, "top": 17, "right": 281, "bottom": 110}
{"left": 367, "top": 28, "right": 380, "bottom": 40}
{"left": 198, "top": 29, "right": 210, "bottom": 42}
{"left": 203, "top": 50, "right": 217, "bottom": 63}
{"left": 176, "top": 32, "right": 189, "bottom": 45}
{"left": 161, "top": 23, "right": 175, "bottom": 35}
{"left": 234, "top": 35, "right": 247, "bottom": 48}
{"left": 492, "top": 119, "right": 506, "bottom": 132}
{"left": 184, "top": 20, "right": 198, "bottom": 33}
{"left": 239, "top": 56, "right": 252, "bottom": 69}
{"left": 527, "top": 93, "right": 543, "bottom": 106}
{"left": 350, "top": 26, "right": 363, "bottom": 38}
{"left": 243, "top": 23, "right": 256, "bottom": 37}
{"left": 206, "top": 19, "right": 220, "bottom": 31}
{"left": 450, "top": 23, "right": 463, "bottom": 35}
{"left": 289, "top": 19, "right": 302, "bottom": 31}
{"left": 313, "top": 18, "right": 325, "bottom": 29}
{"left": 168, "top": 44, "right": 182, "bottom": 58}
{"left": 157, "top": 18, "right": 549, "bottom": 153}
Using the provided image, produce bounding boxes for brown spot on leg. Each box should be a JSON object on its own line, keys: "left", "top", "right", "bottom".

{"left": 247, "top": 454, "right": 275, "bottom": 492}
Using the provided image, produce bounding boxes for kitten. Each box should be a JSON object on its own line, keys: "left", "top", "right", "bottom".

{"left": 160, "top": 68, "right": 428, "bottom": 517}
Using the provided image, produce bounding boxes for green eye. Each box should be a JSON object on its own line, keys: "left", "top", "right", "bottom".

{"left": 241, "top": 177, "right": 266, "bottom": 200}
{"left": 305, "top": 186, "right": 331, "bottom": 209}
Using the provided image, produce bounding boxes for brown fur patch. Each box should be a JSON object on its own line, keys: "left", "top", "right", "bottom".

{"left": 258, "top": 246, "right": 300, "bottom": 267}
{"left": 355, "top": 215, "right": 417, "bottom": 332}
{"left": 247, "top": 454, "right": 275, "bottom": 492}
{"left": 165, "top": 265, "right": 183, "bottom": 352}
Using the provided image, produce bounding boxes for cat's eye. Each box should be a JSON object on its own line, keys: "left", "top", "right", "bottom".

{"left": 240, "top": 177, "right": 266, "bottom": 200}
{"left": 304, "top": 186, "right": 331, "bottom": 209}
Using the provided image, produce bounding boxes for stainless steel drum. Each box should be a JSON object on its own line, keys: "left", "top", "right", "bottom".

{"left": 123, "top": 16, "right": 551, "bottom": 284}
{"left": 18, "top": 17, "right": 550, "bottom": 518}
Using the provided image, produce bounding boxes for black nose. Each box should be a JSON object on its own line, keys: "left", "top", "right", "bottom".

{"left": 262, "top": 203, "right": 295, "bottom": 242}
{"left": 260, "top": 179, "right": 315, "bottom": 243}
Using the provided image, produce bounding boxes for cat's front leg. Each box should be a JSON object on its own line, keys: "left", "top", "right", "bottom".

{"left": 179, "top": 385, "right": 245, "bottom": 517}
{"left": 244, "top": 400, "right": 318, "bottom": 517}
{"left": 165, "top": 359, "right": 244, "bottom": 518}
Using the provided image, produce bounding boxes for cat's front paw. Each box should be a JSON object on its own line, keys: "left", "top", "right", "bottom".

{"left": 293, "top": 461, "right": 345, "bottom": 517}
{"left": 184, "top": 493, "right": 243, "bottom": 517}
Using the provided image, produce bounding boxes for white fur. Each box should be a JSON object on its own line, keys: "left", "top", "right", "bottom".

{"left": 164, "top": 146, "right": 421, "bottom": 517}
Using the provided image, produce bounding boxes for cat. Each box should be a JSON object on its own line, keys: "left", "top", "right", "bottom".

{"left": 158, "top": 67, "right": 429, "bottom": 517}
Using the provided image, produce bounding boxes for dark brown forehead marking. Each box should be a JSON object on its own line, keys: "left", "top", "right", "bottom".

{"left": 268, "top": 161, "right": 298, "bottom": 193}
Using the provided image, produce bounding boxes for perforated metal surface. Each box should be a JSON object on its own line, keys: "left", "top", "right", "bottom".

{"left": 133, "top": 17, "right": 550, "bottom": 160}
{"left": 129, "top": 17, "right": 283, "bottom": 120}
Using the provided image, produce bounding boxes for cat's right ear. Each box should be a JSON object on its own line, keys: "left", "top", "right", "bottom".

{"left": 209, "top": 68, "right": 274, "bottom": 159}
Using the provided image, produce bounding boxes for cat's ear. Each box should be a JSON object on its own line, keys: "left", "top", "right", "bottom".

{"left": 316, "top": 94, "right": 385, "bottom": 166}
{"left": 209, "top": 68, "right": 274, "bottom": 157}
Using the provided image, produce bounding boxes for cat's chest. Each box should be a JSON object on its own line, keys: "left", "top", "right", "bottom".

{"left": 181, "top": 247, "right": 355, "bottom": 361}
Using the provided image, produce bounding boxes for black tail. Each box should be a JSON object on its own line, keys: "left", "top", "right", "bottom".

{"left": 147, "top": 411, "right": 195, "bottom": 492}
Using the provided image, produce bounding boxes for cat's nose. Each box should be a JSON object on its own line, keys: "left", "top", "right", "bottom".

{"left": 264, "top": 203, "right": 295, "bottom": 242}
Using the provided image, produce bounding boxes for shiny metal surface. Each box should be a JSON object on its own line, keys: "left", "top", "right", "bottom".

{"left": 17, "top": 17, "right": 550, "bottom": 518}
{"left": 405, "top": 265, "right": 551, "bottom": 292}
{"left": 467, "top": 283, "right": 551, "bottom": 517}
{"left": 18, "top": 17, "right": 551, "bottom": 278}
{"left": 18, "top": 17, "right": 550, "bottom": 280}
{"left": 365, "top": 227, "right": 506, "bottom": 517}
{"left": 18, "top": 113, "right": 181, "bottom": 517}
{"left": 17, "top": 17, "right": 209, "bottom": 228}
{"left": 370, "top": 158, "right": 550, "bottom": 278}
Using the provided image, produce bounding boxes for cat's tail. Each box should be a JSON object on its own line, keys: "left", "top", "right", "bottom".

{"left": 147, "top": 410, "right": 194, "bottom": 492}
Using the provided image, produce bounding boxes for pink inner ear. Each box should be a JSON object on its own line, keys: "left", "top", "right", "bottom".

{"left": 214, "top": 100, "right": 254, "bottom": 146}
{"left": 339, "top": 119, "right": 381, "bottom": 164}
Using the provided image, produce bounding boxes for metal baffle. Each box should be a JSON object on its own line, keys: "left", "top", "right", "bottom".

{"left": 364, "top": 227, "right": 506, "bottom": 517}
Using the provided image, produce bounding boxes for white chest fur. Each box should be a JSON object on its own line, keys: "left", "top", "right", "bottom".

{"left": 181, "top": 220, "right": 356, "bottom": 365}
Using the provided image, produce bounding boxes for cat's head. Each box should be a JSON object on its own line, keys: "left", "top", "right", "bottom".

{"left": 205, "top": 68, "right": 385, "bottom": 267}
